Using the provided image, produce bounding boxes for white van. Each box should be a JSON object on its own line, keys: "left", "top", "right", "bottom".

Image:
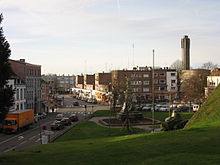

{"left": 193, "top": 104, "right": 200, "bottom": 112}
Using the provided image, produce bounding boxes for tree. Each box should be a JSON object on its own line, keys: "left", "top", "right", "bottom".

{"left": 170, "top": 60, "right": 183, "bottom": 71}
{"left": 0, "top": 14, "right": 14, "bottom": 122}
{"left": 200, "top": 62, "right": 219, "bottom": 71}
{"left": 181, "top": 74, "right": 206, "bottom": 105}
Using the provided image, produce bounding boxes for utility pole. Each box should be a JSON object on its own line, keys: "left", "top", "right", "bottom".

{"left": 152, "top": 49, "right": 155, "bottom": 133}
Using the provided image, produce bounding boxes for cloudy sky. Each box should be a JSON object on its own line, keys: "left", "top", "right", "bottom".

{"left": 1, "top": 0, "right": 220, "bottom": 75}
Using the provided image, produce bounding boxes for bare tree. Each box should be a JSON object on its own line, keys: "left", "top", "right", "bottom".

{"left": 181, "top": 74, "right": 206, "bottom": 105}
{"left": 170, "top": 60, "right": 183, "bottom": 71}
{"left": 200, "top": 62, "right": 219, "bottom": 71}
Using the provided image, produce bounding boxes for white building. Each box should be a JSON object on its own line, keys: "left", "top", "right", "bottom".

{"left": 7, "top": 76, "right": 26, "bottom": 111}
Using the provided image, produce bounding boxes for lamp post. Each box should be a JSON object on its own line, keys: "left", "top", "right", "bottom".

{"left": 152, "top": 49, "right": 155, "bottom": 133}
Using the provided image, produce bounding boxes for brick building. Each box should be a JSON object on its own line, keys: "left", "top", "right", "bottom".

{"left": 84, "top": 74, "right": 95, "bottom": 90}
{"left": 112, "top": 67, "right": 178, "bottom": 103}
{"left": 9, "top": 59, "right": 42, "bottom": 113}
{"left": 95, "top": 73, "right": 111, "bottom": 92}
{"left": 76, "top": 75, "right": 84, "bottom": 89}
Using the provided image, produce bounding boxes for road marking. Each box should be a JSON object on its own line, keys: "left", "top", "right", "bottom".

{"left": 29, "top": 136, "right": 36, "bottom": 140}
{"left": 18, "top": 136, "right": 24, "bottom": 140}
{"left": 3, "top": 146, "right": 16, "bottom": 153}
{"left": 19, "top": 140, "right": 27, "bottom": 145}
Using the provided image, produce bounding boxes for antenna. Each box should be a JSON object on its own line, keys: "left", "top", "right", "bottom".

{"left": 132, "top": 43, "right": 134, "bottom": 67}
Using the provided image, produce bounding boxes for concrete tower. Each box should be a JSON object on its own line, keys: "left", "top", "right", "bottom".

{"left": 181, "top": 35, "right": 190, "bottom": 70}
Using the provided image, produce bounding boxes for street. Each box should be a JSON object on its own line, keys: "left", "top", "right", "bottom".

{"left": 0, "top": 95, "right": 109, "bottom": 154}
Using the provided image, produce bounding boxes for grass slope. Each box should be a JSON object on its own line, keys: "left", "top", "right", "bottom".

{"left": 186, "top": 85, "right": 220, "bottom": 128}
{"left": 1, "top": 91, "right": 220, "bottom": 165}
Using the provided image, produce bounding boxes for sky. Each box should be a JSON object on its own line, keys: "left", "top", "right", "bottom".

{"left": 1, "top": 0, "right": 220, "bottom": 75}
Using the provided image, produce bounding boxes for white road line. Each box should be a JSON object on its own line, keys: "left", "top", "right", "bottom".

{"left": 19, "top": 140, "right": 27, "bottom": 145}
{"left": 29, "top": 136, "right": 36, "bottom": 140}
{"left": 3, "top": 146, "right": 16, "bottom": 153}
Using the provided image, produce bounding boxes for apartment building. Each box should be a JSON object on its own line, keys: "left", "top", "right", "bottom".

{"left": 84, "top": 74, "right": 95, "bottom": 90}
{"left": 42, "top": 74, "right": 75, "bottom": 93}
{"left": 9, "top": 59, "right": 42, "bottom": 113}
{"left": 112, "top": 67, "right": 178, "bottom": 103}
{"left": 76, "top": 75, "right": 84, "bottom": 89}
{"left": 7, "top": 75, "right": 26, "bottom": 111}
{"left": 95, "top": 72, "right": 111, "bottom": 92}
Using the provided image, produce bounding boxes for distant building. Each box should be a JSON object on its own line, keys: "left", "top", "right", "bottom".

{"left": 76, "top": 75, "right": 84, "bottom": 89}
{"left": 7, "top": 75, "right": 26, "bottom": 111}
{"left": 84, "top": 74, "right": 95, "bottom": 90}
{"left": 95, "top": 72, "right": 111, "bottom": 92}
{"left": 205, "top": 68, "right": 220, "bottom": 97}
{"left": 112, "top": 67, "right": 178, "bottom": 103}
{"left": 181, "top": 35, "right": 190, "bottom": 70}
{"left": 9, "top": 59, "right": 42, "bottom": 113}
{"left": 42, "top": 74, "right": 75, "bottom": 93}
{"left": 41, "top": 80, "right": 50, "bottom": 112}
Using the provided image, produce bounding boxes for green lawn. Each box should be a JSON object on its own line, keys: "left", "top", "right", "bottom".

{"left": 1, "top": 86, "right": 220, "bottom": 165}
{"left": 56, "top": 121, "right": 144, "bottom": 142}
{"left": 93, "top": 110, "right": 193, "bottom": 122}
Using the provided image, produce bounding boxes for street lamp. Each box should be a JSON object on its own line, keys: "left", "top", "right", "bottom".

{"left": 152, "top": 49, "right": 155, "bottom": 133}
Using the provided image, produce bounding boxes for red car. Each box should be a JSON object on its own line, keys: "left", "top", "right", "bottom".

{"left": 69, "top": 114, "right": 78, "bottom": 122}
{"left": 50, "top": 121, "right": 64, "bottom": 130}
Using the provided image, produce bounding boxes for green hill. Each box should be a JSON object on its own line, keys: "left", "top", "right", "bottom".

{"left": 185, "top": 85, "right": 220, "bottom": 128}
{"left": 1, "top": 87, "right": 220, "bottom": 165}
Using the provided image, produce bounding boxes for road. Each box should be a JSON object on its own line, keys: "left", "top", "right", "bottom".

{"left": 0, "top": 95, "right": 109, "bottom": 154}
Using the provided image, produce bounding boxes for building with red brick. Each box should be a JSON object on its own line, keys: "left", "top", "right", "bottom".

{"left": 95, "top": 72, "right": 111, "bottom": 92}
{"left": 76, "top": 75, "right": 84, "bottom": 89}
{"left": 9, "top": 59, "right": 42, "bottom": 113}
{"left": 84, "top": 74, "right": 95, "bottom": 90}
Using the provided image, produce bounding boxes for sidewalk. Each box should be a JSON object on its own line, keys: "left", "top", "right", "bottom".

{"left": 89, "top": 116, "right": 159, "bottom": 132}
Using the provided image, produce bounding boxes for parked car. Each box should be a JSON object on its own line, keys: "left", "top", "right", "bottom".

{"left": 69, "top": 114, "right": 78, "bottom": 122}
{"left": 142, "top": 105, "right": 152, "bottom": 111}
{"left": 38, "top": 112, "right": 47, "bottom": 119}
{"left": 73, "top": 101, "right": 79, "bottom": 106}
{"left": 56, "top": 113, "right": 64, "bottom": 121}
{"left": 61, "top": 118, "right": 72, "bottom": 126}
{"left": 50, "top": 121, "right": 64, "bottom": 130}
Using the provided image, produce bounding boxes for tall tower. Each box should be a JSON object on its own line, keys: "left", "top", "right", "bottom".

{"left": 181, "top": 35, "right": 190, "bottom": 70}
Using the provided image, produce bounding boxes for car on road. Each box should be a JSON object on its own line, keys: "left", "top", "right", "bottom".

{"left": 56, "top": 114, "right": 64, "bottom": 121}
{"left": 73, "top": 101, "right": 79, "bottom": 106}
{"left": 69, "top": 114, "right": 78, "bottom": 122}
{"left": 50, "top": 121, "right": 65, "bottom": 130}
{"left": 61, "top": 118, "right": 72, "bottom": 126}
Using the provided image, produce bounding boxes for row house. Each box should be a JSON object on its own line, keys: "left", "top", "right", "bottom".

{"left": 95, "top": 73, "right": 111, "bottom": 92}
{"left": 84, "top": 74, "right": 95, "bottom": 90}
{"left": 9, "top": 59, "right": 42, "bottom": 113}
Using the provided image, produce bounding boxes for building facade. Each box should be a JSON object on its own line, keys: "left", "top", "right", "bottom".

{"left": 84, "top": 74, "right": 95, "bottom": 90}
{"left": 95, "top": 73, "right": 111, "bottom": 92}
{"left": 205, "top": 68, "right": 220, "bottom": 97}
{"left": 9, "top": 59, "right": 42, "bottom": 113}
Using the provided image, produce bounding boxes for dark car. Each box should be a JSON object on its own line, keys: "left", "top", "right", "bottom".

{"left": 69, "top": 114, "right": 78, "bottom": 122}
{"left": 73, "top": 101, "right": 79, "bottom": 106}
{"left": 61, "top": 118, "right": 72, "bottom": 126}
{"left": 50, "top": 121, "right": 64, "bottom": 130}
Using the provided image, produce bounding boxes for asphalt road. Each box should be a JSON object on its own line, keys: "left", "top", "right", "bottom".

{"left": 0, "top": 95, "right": 107, "bottom": 154}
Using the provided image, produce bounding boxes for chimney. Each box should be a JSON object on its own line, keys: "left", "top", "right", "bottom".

{"left": 20, "top": 59, "right": 25, "bottom": 63}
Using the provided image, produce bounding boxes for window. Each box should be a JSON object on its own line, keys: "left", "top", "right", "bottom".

{"left": 171, "top": 87, "right": 176, "bottom": 90}
{"left": 171, "top": 73, "right": 176, "bottom": 76}
{"left": 131, "top": 81, "right": 142, "bottom": 85}
{"left": 131, "top": 73, "right": 142, "bottom": 78}
{"left": 159, "top": 79, "right": 166, "bottom": 84}
{"left": 159, "top": 73, "right": 165, "bottom": 76}
{"left": 154, "top": 73, "right": 158, "bottom": 77}
{"left": 132, "top": 88, "right": 141, "bottom": 92}
{"left": 159, "top": 87, "right": 166, "bottom": 91}
{"left": 154, "top": 79, "right": 158, "bottom": 84}
{"left": 143, "top": 74, "right": 149, "bottom": 78}
{"left": 171, "top": 80, "right": 176, "bottom": 83}
{"left": 143, "top": 88, "right": 149, "bottom": 92}
{"left": 143, "top": 81, "right": 150, "bottom": 85}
